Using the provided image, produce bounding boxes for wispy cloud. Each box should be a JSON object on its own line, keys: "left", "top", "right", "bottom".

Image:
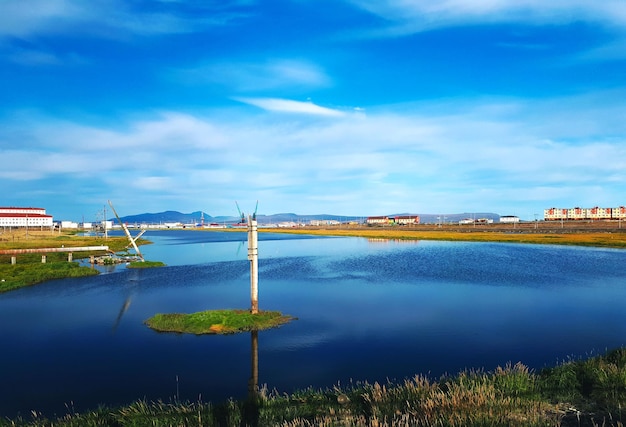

{"left": 346, "top": 0, "right": 626, "bottom": 35}
{"left": 573, "top": 38, "right": 626, "bottom": 62}
{"left": 171, "top": 59, "right": 331, "bottom": 93}
{"left": 3, "top": 89, "right": 625, "bottom": 218}
{"left": 0, "top": 0, "right": 250, "bottom": 39}
{"left": 5, "top": 47, "right": 87, "bottom": 66}
{"left": 234, "top": 98, "right": 346, "bottom": 116}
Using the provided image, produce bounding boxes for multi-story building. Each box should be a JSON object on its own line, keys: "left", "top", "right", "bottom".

{"left": 366, "top": 216, "right": 391, "bottom": 225}
{"left": 366, "top": 215, "right": 420, "bottom": 225}
{"left": 0, "top": 207, "right": 54, "bottom": 228}
{"left": 544, "top": 206, "right": 626, "bottom": 221}
{"left": 393, "top": 215, "right": 420, "bottom": 225}
{"left": 589, "top": 206, "right": 612, "bottom": 220}
{"left": 567, "top": 207, "right": 588, "bottom": 220}
{"left": 544, "top": 208, "right": 568, "bottom": 221}
{"left": 613, "top": 207, "right": 626, "bottom": 220}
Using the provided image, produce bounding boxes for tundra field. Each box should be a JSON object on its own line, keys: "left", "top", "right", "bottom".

{"left": 261, "top": 221, "right": 626, "bottom": 248}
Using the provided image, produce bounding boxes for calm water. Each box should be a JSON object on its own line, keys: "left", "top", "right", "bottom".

{"left": 2, "top": 230, "right": 626, "bottom": 417}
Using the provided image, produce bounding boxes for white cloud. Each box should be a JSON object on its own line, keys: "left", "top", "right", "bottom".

{"left": 134, "top": 176, "right": 174, "bottom": 191}
{"left": 234, "top": 97, "right": 346, "bottom": 116}
{"left": 347, "top": 0, "right": 626, "bottom": 35}
{"left": 172, "top": 59, "right": 331, "bottom": 93}
{"left": 3, "top": 89, "right": 626, "bottom": 219}
{"left": 0, "top": 0, "right": 247, "bottom": 39}
{"left": 0, "top": 0, "right": 83, "bottom": 38}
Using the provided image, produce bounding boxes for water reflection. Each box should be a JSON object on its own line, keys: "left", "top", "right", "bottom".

{"left": 367, "top": 238, "right": 420, "bottom": 244}
{"left": 2, "top": 231, "right": 626, "bottom": 418}
{"left": 243, "top": 330, "right": 260, "bottom": 426}
{"left": 112, "top": 296, "right": 132, "bottom": 333}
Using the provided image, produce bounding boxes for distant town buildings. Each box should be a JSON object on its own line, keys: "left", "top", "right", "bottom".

{"left": 458, "top": 217, "right": 495, "bottom": 225}
{"left": 366, "top": 215, "right": 420, "bottom": 226}
{"left": 544, "top": 206, "right": 626, "bottom": 221}
{"left": 0, "top": 207, "right": 53, "bottom": 228}
{"left": 309, "top": 219, "right": 341, "bottom": 226}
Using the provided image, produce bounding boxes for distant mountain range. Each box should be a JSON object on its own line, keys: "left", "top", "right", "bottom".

{"left": 115, "top": 210, "right": 502, "bottom": 225}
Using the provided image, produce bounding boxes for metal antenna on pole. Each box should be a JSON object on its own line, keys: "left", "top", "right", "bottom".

{"left": 236, "top": 201, "right": 245, "bottom": 225}
{"left": 108, "top": 200, "right": 144, "bottom": 261}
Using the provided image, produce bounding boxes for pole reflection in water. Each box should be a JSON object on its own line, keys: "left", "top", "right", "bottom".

{"left": 243, "top": 330, "right": 260, "bottom": 426}
{"left": 111, "top": 295, "right": 132, "bottom": 333}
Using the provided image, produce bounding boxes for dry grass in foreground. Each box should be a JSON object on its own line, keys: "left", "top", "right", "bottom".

{"left": 6, "top": 348, "right": 626, "bottom": 426}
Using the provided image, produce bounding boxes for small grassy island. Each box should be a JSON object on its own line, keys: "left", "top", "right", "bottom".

{"left": 128, "top": 260, "right": 166, "bottom": 268}
{"left": 145, "top": 309, "right": 296, "bottom": 334}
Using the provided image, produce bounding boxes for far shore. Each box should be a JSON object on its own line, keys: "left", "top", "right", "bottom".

{"left": 254, "top": 223, "right": 626, "bottom": 248}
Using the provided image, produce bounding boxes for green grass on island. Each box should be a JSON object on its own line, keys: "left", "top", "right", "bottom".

{"left": 145, "top": 309, "right": 296, "bottom": 334}
{"left": 128, "top": 260, "right": 166, "bottom": 268}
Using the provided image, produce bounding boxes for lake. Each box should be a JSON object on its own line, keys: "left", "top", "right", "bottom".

{"left": 1, "top": 229, "right": 626, "bottom": 418}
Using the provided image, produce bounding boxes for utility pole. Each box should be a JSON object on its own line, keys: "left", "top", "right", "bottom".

{"left": 247, "top": 214, "right": 259, "bottom": 314}
{"left": 104, "top": 205, "right": 108, "bottom": 239}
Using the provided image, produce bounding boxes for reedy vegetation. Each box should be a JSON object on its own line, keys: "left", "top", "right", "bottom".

{"left": 3, "top": 348, "right": 626, "bottom": 427}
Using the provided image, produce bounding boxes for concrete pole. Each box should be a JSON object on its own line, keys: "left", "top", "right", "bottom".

{"left": 247, "top": 215, "right": 259, "bottom": 314}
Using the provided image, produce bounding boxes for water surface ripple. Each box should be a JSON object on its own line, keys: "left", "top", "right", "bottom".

{"left": 1, "top": 230, "right": 625, "bottom": 417}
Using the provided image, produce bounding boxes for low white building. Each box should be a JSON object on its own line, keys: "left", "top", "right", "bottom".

{"left": 393, "top": 215, "right": 420, "bottom": 225}
{"left": 366, "top": 216, "right": 390, "bottom": 225}
{"left": 0, "top": 206, "right": 54, "bottom": 228}
{"left": 500, "top": 215, "right": 520, "bottom": 223}
{"left": 310, "top": 219, "right": 341, "bottom": 226}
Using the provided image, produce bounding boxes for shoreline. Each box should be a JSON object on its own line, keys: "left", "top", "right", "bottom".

{"left": 254, "top": 224, "right": 626, "bottom": 248}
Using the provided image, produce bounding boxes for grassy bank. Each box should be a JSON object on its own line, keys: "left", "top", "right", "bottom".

{"left": 145, "top": 309, "right": 296, "bottom": 334}
{"left": 0, "top": 262, "right": 99, "bottom": 292}
{"left": 0, "top": 229, "right": 134, "bottom": 252}
{"left": 0, "top": 230, "right": 152, "bottom": 292}
{"left": 261, "top": 226, "right": 626, "bottom": 248}
{"left": 4, "top": 348, "right": 626, "bottom": 426}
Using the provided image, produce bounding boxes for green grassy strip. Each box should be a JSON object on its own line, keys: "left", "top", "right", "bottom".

{"left": 4, "top": 348, "right": 626, "bottom": 426}
{"left": 145, "top": 309, "right": 296, "bottom": 334}
{"left": 127, "top": 261, "right": 166, "bottom": 268}
{"left": 0, "top": 262, "right": 99, "bottom": 293}
{"left": 0, "top": 233, "right": 157, "bottom": 292}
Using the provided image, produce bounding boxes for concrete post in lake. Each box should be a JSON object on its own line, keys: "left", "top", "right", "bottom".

{"left": 247, "top": 214, "right": 259, "bottom": 314}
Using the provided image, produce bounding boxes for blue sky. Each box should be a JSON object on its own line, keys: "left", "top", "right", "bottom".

{"left": 1, "top": 0, "right": 625, "bottom": 222}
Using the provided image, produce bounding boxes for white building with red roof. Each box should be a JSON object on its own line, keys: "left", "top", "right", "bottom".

{"left": 0, "top": 207, "right": 54, "bottom": 228}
